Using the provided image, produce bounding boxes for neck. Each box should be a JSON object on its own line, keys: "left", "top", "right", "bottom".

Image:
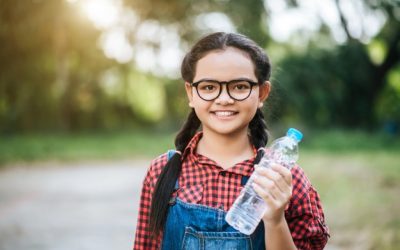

{"left": 197, "top": 129, "right": 254, "bottom": 169}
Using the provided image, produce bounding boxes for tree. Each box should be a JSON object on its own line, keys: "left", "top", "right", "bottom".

{"left": 124, "top": 0, "right": 270, "bottom": 45}
{"left": 273, "top": 0, "right": 400, "bottom": 128}
{"left": 0, "top": 0, "right": 114, "bottom": 132}
{"left": 124, "top": 0, "right": 399, "bottom": 128}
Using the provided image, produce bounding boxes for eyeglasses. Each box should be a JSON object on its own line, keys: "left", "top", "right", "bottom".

{"left": 190, "top": 78, "right": 259, "bottom": 101}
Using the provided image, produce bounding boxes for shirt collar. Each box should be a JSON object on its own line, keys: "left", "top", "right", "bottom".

{"left": 182, "top": 132, "right": 259, "bottom": 176}
{"left": 182, "top": 131, "right": 203, "bottom": 159}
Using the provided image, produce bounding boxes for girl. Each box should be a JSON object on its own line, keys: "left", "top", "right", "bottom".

{"left": 133, "top": 32, "right": 329, "bottom": 249}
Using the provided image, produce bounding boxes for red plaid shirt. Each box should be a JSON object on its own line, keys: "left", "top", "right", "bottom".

{"left": 134, "top": 133, "right": 329, "bottom": 249}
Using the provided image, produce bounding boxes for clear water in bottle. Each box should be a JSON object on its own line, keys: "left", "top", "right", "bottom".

{"left": 225, "top": 128, "right": 303, "bottom": 235}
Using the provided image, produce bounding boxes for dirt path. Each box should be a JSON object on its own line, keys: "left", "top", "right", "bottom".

{"left": 0, "top": 160, "right": 149, "bottom": 250}
{"left": 0, "top": 160, "right": 343, "bottom": 250}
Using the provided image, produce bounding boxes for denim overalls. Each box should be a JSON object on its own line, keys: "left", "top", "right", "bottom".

{"left": 161, "top": 151, "right": 265, "bottom": 249}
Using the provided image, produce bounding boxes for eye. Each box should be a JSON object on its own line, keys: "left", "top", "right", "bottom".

{"left": 203, "top": 85, "right": 215, "bottom": 91}
{"left": 232, "top": 81, "right": 251, "bottom": 90}
{"left": 235, "top": 84, "right": 248, "bottom": 90}
{"left": 198, "top": 81, "right": 219, "bottom": 92}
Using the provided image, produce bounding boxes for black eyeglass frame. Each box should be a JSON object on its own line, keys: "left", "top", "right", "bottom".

{"left": 190, "top": 78, "right": 260, "bottom": 101}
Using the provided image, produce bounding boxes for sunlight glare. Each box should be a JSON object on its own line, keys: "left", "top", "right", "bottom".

{"left": 264, "top": 0, "right": 386, "bottom": 44}
{"left": 101, "top": 28, "right": 133, "bottom": 64}
{"left": 195, "top": 12, "right": 236, "bottom": 33}
{"left": 81, "top": 0, "right": 120, "bottom": 29}
{"left": 135, "top": 22, "right": 183, "bottom": 78}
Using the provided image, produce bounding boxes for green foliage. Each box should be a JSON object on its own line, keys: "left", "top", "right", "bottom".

{"left": 126, "top": 72, "right": 166, "bottom": 123}
{"left": 368, "top": 39, "right": 388, "bottom": 65}
{"left": 0, "top": 0, "right": 399, "bottom": 133}
{"left": 164, "top": 79, "right": 191, "bottom": 126}
{"left": 375, "top": 65, "right": 400, "bottom": 124}
{"left": 0, "top": 0, "right": 113, "bottom": 132}
{"left": 300, "top": 129, "right": 400, "bottom": 152}
{"left": 126, "top": 0, "right": 270, "bottom": 45}
{"left": 274, "top": 43, "right": 380, "bottom": 128}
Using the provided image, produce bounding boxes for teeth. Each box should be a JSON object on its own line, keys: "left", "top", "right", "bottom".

{"left": 214, "top": 111, "right": 235, "bottom": 117}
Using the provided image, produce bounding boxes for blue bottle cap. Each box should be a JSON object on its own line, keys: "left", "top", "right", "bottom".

{"left": 287, "top": 128, "right": 303, "bottom": 142}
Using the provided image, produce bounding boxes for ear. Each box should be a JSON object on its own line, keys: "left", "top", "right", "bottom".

{"left": 258, "top": 81, "right": 271, "bottom": 108}
{"left": 185, "top": 82, "right": 195, "bottom": 108}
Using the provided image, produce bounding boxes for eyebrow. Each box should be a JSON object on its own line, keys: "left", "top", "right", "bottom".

{"left": 193, "top": 77, "right": 257, "bottom": 83}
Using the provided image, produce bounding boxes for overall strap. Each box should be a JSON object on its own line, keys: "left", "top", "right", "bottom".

{"left": 166, "top": 149, "right": 179, "bottom": 190}
{"left": 167, "top": 149, "right": 176, "bottom": 161}
{"left": 241, "top": 176, "right": 250, "bottom": 186}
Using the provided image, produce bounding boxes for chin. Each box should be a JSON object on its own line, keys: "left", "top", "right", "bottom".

{"left": 207, "top": 125, "right": 248, "bottom": 136}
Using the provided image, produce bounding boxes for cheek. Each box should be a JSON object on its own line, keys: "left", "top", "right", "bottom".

{"left": 191, "top": 96, "right": 211, "bottom": 110}
{"left": 246, "top": 94, "right": 262, "bottom": 109}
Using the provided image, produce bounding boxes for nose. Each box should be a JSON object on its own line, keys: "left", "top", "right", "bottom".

{"left": 215, "top": 85, "right": 234, "bottom": 104}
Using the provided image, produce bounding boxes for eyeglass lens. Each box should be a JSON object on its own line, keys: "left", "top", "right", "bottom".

{"left": 196, "top": 80, "right": 254, "bottom": 101}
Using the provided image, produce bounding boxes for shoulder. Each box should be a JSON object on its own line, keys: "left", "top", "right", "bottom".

{"left": 291, "top": 164, "right": 312, "bottom": 191}
{"left": 287, "top": 164, "right": 324, "bottom": 217}
{"left": 143, "top": 153, "right": 169, "bottom": 188}
{"left": 287, "top": 164, "right": 314, "bottom": 216}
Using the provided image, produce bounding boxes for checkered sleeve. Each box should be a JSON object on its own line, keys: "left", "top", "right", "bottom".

{"left": 285, "top": 165, "right": 330, "bottom": 250}
{"left": 133, "top": 154, "right": 167, "bottom": 250}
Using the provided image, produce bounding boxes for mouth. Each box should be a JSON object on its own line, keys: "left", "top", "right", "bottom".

{"left": 211, "top": 111, "right": 239, "bottom": 117}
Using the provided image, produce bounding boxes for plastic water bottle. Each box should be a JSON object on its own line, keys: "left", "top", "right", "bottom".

{"left": 225, "top": 128, "right": 303, "bottom": 235}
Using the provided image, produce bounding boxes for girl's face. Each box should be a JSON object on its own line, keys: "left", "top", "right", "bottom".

{"left": 185, "top": 47, "right": 270, "bottom": 137}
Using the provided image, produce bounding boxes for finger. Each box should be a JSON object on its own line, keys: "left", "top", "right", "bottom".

{"left": 254, "top": 169, "right": 292, "bottom": 207}
{"left": 255, "top": 167, "right": 289, "bottom": 194}
{"left": 253, "top": 176, "right": 278, "bottom": 199}
{"left": 271, "top": 164, "right": 292, "bottom": 186}
{"left": 266, "top": 168, "right": 288, "bottom": 193}
{"left": 252, "top": 181, "right": 278, "bottom": 207}
{"left": 253, "top": 175, "right": 292, "bottom": 211}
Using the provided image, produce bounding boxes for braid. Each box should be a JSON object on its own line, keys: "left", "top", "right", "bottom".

{"left": 249, "top": 108, "right": 269, "bottom": 164}
{"left": 149, "top": 109, "right": 201, "bottom": 236}
{"left": 175, "top": 109, "right": 201, "bottom": 151}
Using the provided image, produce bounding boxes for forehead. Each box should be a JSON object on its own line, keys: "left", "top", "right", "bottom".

{"left": 194, "top": 47, "right": 256, "bottom": 81}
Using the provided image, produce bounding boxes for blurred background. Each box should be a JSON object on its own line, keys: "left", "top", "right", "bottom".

{"left": 0, "top": 0, "right": 399, "bottom": 249}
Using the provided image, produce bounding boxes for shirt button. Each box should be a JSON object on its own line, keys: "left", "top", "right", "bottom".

{"left": 220, "top": 171, "right": 226, "bottom": 177}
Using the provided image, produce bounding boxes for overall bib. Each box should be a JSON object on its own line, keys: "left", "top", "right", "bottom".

{"left": 161, "top": 152, "right": 265, "bottom": 249}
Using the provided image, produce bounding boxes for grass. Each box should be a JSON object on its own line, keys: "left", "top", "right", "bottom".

{"left": 0, "top": 129, "right": 175, "bottom": 165}
{"left": 1, "top": 128, "right": 398, "bottom": 165}
{"left": 298, "top": 151, "right": 400, "bottom": 249}
{"left": 1, "top": 128, "right": 399, "bottom": 248}
{"left": 286, "top": 128, "right": 400, "bottom": 153}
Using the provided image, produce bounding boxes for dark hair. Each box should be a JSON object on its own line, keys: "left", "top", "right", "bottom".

{"left": 149, "top": 32, "right": 271, "bottom": 236}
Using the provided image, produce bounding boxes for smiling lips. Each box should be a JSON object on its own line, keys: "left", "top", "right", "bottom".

{"left": 211, "top": 111, "right": 238, "bottom": 117}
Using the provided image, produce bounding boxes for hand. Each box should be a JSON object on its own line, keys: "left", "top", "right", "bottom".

{"left": 252, "top": 164, "right": 292, "bottom": 225}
